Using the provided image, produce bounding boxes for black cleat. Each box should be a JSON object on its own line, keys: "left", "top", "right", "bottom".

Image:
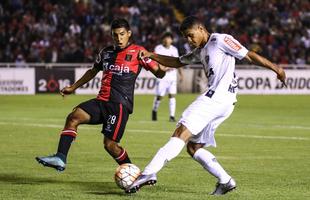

{"left": 169, "top": 116, "right": 176, "bottom": 122}
{"left": 152, "top": 110, "right": 157, "bottom": 121}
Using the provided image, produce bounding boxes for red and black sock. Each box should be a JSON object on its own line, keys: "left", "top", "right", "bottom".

{"left": 56, "top": 129, "right": 77, "bottom": 163}
{"left": 114, "top": 148, "right": 131, "bottom": 165}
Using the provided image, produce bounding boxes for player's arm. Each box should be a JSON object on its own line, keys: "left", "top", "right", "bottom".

{"left": 244, "top": 51, "right": 286, "bottom": 86}
{"left": 145, "top": 61, "right": 167, "bottom": 78}
{"left": 60, "top": 67, "right": 100, "bottom": 96}
{"left": 139, "top": 50, "right": 185, "bottom": 68}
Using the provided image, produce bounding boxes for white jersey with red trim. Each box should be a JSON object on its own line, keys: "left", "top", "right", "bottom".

{"left": 179, "top": 33, "right": 248, "bottom": 103}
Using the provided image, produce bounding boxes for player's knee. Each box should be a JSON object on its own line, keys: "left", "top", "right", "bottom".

{"left": 187, "top": 142, "right": 204, "bottom": 157}
{"left": 66, "top": 113, "right": 81, "bottom": 126}
{"left": 186, "top": 144, "right": 194, "bottom": 156}
{"left": 103, "top": 138, "right": 118, "bottom": 153}
{"left": 172, "top": 125, "right": 192, "bottom": 142}
{"left": 66, "top": 108, "right": 89, "bottom": 126}
{"left": 186, "top": 143, "right": 196, "bottom": 157}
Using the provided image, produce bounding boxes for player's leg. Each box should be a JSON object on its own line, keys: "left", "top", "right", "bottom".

{"left": 152, "top": 79, "right": 166, "bottom": 121}
{"left": 126, "top": 124, "right": 192, "bottom": 193}
{"left": 187, "top": 142, "right": 232, "bottom": 183}
{"left": 103, "top": 136, "right": 131, "bottom": 165}
{"left": 143, "top": 124, "right": 191, "bottom": 175}
{"left": 101, "top": 102, "right": 131, "bottom": 165}
{"left": 152, "top": 96, "right": 162, "bottom": 121}
{"left": 187, "top": 142, "right": 235, "bottom": 195}
{"left": 56, "top": 107, "right": 92, "bottom": 160}
{"left": 186, "top": 103, "right": 236, "bottom": 195}
{"left": 127, "top": 95, "right": 234, "bottom": 193}
{"left": 127, "top": 96, "right": 215, "bottom": 192}
{"left": 168, "top": 79, "right": 177, "bottom": 122}
{"left": 168, "top": 94, "right": 176, "bottom": 122}
{"left": 35, "top": 108, "right": 91, "bottom": 171}
{"left": 36, "top": 99, "right": 98, "bottom": 171}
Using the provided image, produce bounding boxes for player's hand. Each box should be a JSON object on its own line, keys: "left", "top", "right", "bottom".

{"left": 139, "top": 50, "right": 153, "bottom": 60}
{"left": 277, "top": 67, "right": 287, "bottom": 87}
{"left": 60, "top": 86, "right": 75, "bottom": 97}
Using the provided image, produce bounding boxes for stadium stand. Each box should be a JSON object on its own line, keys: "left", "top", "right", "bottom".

{"left": 0, "top": 0, "right": 309, "bottom": 64}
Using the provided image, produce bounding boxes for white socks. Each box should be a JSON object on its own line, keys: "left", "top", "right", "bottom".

{"left": 169, "top": 97, "right": 176, "bottom": 117}
{"left": 142, "top": 138, "right": 231, "bottom": 184}
{"left": 143, "top": 137, "right": 185, "bottom": 175}
{"left": 152, "top": 97, "right": 176, "bottom": 118}
{"left": 152, "top": 97, "right": 161, "bottom": 111}
{"left": 193, "top": 148, "right": 231, "bottom": 184}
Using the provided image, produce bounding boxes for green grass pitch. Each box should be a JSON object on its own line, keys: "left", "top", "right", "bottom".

{"left": 0, "top": 94, "right": 309, "bottom": 200}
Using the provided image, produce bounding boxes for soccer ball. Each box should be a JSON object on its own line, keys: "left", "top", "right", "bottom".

{"left": 114, "top": 163, "right": 141, "bottom": 189}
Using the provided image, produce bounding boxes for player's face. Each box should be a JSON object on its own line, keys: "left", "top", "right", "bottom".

{"left": 162, "top": 36, "right": 173, "bottom": 47}
{"left": 182, "top": 25, "right": 205, "bottom": 48}
{"left": 111, "top": 28, "right": 132, "bottom": 49}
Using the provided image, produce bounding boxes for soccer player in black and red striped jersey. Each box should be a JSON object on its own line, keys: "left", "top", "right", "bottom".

{"left": 36, "top": 18, "right": 166, "bottom": 171}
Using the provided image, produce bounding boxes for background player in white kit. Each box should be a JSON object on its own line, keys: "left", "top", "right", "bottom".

{"left": 127, "top": 16, "right": 286, "bottom": 195}
{"left": 152, "top": 32, "right": 183, "bottom": 122}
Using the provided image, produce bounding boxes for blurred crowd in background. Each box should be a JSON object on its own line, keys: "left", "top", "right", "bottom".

{"left": 0, "top": 0, "right": 309, "bottom": 64}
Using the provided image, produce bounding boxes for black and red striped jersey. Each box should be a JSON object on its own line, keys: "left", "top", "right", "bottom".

{"left": 93, "top": 44, "right": 157, "bottom": 113}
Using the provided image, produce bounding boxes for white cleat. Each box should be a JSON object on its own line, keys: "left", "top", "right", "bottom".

{"left": 211, "top": 178, "right": 236, "bottom": 195}
{"left": 125, "top": 174, "right": 157, "bottom": 193}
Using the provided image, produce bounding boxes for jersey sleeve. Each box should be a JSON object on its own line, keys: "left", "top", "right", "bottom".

{"left": 139, "top": 47, "right": 158, "bottom": 71}
{"left": 218, "top": 34, "right": 248, "bottom": 60}
{"left": 139, "top": 57, "right": 158, "bottom": 71}
{"left": 179, "top": 48, "right": 201, "bottom": 65}
{"left": 93, "top": 49, "right": 104, "bottom": 71}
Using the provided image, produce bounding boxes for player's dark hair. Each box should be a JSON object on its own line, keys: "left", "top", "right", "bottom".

{"left": 161, "top": 32, "right": 173, "bottom": 40}
{"left": 179, "top": 16, "right": 203, "bottom": 32}
{"left": 111, "top": 18, "right": 130, "bottom": 30}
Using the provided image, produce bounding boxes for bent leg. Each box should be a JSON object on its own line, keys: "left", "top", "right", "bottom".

{"left": 64, "top": 107, "right": 91, "bottom": 130}
{"left": 142, "top": 124, "right": 192, "bottom": 175}
{"left": 35, "top": 107, "right": 92, "bottom": 171}
{"left": 56, "top": 107, "right": 91, "bottom": 162}
{"left": 103, "top": 136, "right": 131, "bottom": 165}
{"left": 187, "top": 142, "right": 231, "bottom": 184}
{"left": 186, "top": 141, "right": 204, "bottom": 157}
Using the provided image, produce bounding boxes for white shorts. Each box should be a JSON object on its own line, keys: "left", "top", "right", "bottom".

{"left": 155, "top": 78, "right": 177, "bottom": 96}
{"left": 177, "top": 94, "right": 234, "bottom": 147}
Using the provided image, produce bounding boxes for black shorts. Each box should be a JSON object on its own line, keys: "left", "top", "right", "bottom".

{"left": 77, "top": 99, "right": 129, "bottom": 143}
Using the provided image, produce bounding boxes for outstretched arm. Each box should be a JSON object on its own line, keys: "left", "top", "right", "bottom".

{"left": 60, "top": 67, "right": 100, "bottom": 96}
{"left": 139, "top": 50, "right": 186, "bottom": 68}
{"left": 245, "top": 51, "right": 286, "bottom": 86}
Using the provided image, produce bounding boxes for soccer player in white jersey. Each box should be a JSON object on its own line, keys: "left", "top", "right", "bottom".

{"left": 152, "top": 32, "right": 183, "bottom": 122}
{"left": 127, "top": 16, "right": 286, "bottom": 195}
